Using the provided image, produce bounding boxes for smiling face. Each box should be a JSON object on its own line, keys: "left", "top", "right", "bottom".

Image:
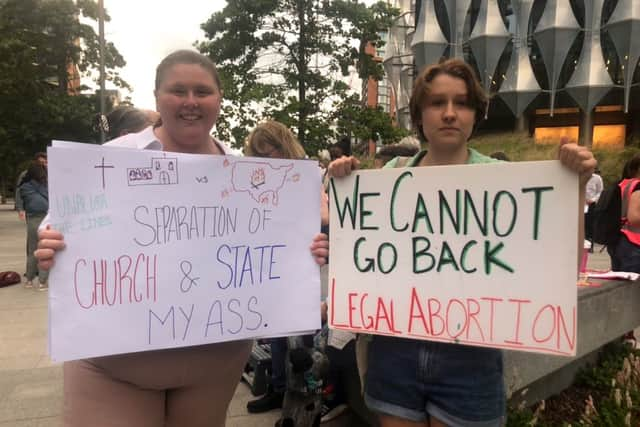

{"left": 419, "top": 73, "right": 475, "bottom": 155}
{"left": 154, "top": 63, "right": 221, "bottom": 151}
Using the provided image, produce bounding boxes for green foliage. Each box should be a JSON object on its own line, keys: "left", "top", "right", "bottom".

{"left": 505, "top": 405, "right": 536, "bottom": 427}
{"left": 575, "top": 341, "right": 632, "bottom": 390}
{"left": 469, "top": 132, "right": 638, "bottom": 187}
{"left": 507, "top": 342, "right": 640, "bottom": 426}
{"left": 334, "top": 94, "right": 410, "bottom": 145}
{"left": 0, "top": 0, "right": 127, "bottom": 197}
{"left": 592, "top": 146, "right": 640, "bottom": 187}
{"left": 198, "top": 0, "right": 399, "bottom": 153}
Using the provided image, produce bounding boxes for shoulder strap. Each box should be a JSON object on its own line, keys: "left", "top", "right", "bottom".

{"left": 620, "top": 179, "right": 640, "bottom": 219}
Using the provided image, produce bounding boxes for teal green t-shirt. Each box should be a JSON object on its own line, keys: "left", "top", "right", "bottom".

{"left": 384, "top": 147, "right": 499, "bottom": 168}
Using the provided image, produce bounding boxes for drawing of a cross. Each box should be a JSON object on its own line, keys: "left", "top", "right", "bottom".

{"left": 94, "top": 157, "right": 115, "bottom": 189}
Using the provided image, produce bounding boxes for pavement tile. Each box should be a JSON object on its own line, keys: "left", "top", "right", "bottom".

{"left": 0, "top": 356, "right": 41, "bottom": 371}
{"left": 0, "top": 417, "right": 61, "bottom": 427}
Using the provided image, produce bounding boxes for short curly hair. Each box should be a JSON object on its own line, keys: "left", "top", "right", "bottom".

{"left": 409, "top": 59, "right": 488, "bottom": 142}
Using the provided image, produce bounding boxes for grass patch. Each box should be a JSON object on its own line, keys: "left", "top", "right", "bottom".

{"left": 358, "top": 132, "right": 639, "bottom": 186}
{"left": 469, "top": 132, "right": 640, "bottom": 186}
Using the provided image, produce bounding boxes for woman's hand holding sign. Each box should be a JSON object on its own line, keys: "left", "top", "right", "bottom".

{"left": 557, "top": 138, "right": 597, "bottom": 187}
{"left": 35, "top": 226, "right": 65, "bottom": 270}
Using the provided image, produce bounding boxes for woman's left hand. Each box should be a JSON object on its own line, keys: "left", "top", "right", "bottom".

{"left": 558, "top": 138, "right": 597, "bottom": 187}
{"left": 310, "top": 233, "right": 329, "bottom": 266}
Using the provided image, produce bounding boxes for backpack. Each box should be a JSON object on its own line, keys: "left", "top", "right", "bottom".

{"left": 0, "top": 271, "right": 21, "bottom": 287}
{"left": 592, "top": 178, "right": 640, "bottom": 247}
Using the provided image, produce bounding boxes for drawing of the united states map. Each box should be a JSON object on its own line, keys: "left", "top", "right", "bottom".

{"left": 226, "top": 159, "right": 298, "bottom": 206}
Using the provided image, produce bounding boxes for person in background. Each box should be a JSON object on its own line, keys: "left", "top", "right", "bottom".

{"left": 15, "top": 152, "right": 47, "bottom": 221}
{"left": 614, "top": 156, "right": 640, "bottom": 272}
{"left": 244, "top": 120, "right": 330, "bottom": 417}
{"left": 243, "top": 120, "right": 308, "bottom": 414}
{"left": 19, "top": 161, "right": 49, "bottom": 290}
{"left": 35, "top": 49, "right": 328, "bottom": 427}
{"left": 15, "top": 152, "right": 47, "bottom": 279}
{"left": 328, "top": 136, "right": 351, "bottom": 161}
{"left": 101, "top": 106, "right": 160, "bottom": 141}
{"left": 604, "top": 156, "right": 640, "bottom": 271}
{"left": 244, "top": 120, "right": 306, "bottom": 159}
{"left": 326, "top": 58, "right": 595, "bottom": 427}
{"left": 584, "top": 166, "right": 603, "bottom": 252}
{"left": 374, "top": 143, "right": 420, "bottom": 169}
{"left": 612, "top": 155, "right": 640, "bottom": 346}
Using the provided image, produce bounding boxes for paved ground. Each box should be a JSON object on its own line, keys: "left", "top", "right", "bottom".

{"left": 0, "top": 202, "right": 613, "bottom": 426}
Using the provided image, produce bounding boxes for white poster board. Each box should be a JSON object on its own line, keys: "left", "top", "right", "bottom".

{"left": 328, "top": 161, "right": 578, "bottom": 356}
{"left": 47, "top": 142, "right": 321, "bottom": 361}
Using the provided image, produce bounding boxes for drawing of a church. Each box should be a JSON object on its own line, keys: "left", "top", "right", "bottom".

{"left": 127, "top": 157, "right": 179, "bottom": 186}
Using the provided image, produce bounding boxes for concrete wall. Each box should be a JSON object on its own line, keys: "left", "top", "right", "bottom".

{"left": 505, "top": 279, "right": 640, "bottom": 405}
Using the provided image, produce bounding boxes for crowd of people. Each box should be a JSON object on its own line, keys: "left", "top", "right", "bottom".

{"left": 16, "top": 49, "right": 599, "bottom": 427}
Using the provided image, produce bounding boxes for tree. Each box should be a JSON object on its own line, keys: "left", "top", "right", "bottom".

{"left": 198, "top": 0, "right": 399, "bottom": 154}
{"left": 0, "top": 0, "right": 128, "bottom": 202}
{"left": 333, "top": 93, "right": 410, "bottom": 149}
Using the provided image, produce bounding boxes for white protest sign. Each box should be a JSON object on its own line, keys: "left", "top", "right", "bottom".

{"left": 328, "top": 161, "right": 578, "bottom": 356}
{"left": 47, "top": 142, "right": 321, "bottom": 362}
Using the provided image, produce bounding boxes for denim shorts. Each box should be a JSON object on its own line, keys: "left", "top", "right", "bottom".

{"left": 364, "top": 336, "right": 505, "bottom": 426}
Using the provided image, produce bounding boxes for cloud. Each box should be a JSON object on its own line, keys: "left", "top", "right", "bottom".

{"left": 103, "top": 0, "right": 226, "bottom": 110}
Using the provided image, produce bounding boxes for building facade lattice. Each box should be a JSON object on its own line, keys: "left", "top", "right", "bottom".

{"left": 383, "top": 0, "right": 640, "bottom": 142}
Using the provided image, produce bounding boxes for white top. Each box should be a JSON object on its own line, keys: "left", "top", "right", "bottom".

{"left": 585, "top": 173, "right": 604, "bottom": 204}
{"left": 104, "top": 126, "right": 234, "bottom": 155}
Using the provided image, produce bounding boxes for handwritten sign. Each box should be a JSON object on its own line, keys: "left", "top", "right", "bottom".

{"left": 47, "top": 142, "right": 321, "bottom": 361}
{"left": 328, "top": 161, "right": 578, "bottom": 356}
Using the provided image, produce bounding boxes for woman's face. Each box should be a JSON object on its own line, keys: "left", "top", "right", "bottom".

{"left": 155, "top": 63, "right": 221, "bottom": 147}
{"left": 255, "top": 143, "right": 283, "bottom": 159}
{"left": 419, "top": 73, "right": 475, "bottom": 153}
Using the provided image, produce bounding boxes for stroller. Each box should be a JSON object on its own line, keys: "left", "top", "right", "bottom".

{"left": 275, "top": 330, "right": 330, "bottom": 427}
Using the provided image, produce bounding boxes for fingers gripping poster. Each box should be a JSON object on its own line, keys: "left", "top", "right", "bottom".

{"left": 328, "top": 162, "right": 579, "bottom": 356}
{"left": 47, "top": 142, "right": 321, "bottom": 362}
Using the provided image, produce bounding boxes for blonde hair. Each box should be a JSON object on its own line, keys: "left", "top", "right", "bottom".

{"left": 245, "top": 121, "right": 306, "bottom": 160}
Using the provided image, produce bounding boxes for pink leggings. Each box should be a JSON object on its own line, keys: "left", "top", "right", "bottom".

{"left": 63, "top": 340, "right": 252, "bottom": 427}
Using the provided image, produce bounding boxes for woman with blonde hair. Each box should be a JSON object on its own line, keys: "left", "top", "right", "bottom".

{"left": 245, "top": 120, "right": 306, "bottom": 160}
{"left": 244, "top": 120, "right": 328, "bottom": 417}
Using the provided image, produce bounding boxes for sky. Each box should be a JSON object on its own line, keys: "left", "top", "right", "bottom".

{"left": 100, "top": 0, "right": 376, "bottom": 111}
{"left": 101, "top": 0, "right": 228, "bottom": 110}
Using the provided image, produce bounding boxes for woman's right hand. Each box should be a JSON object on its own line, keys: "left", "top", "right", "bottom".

{"left": 328, "top": 156, "right": 360, "bottom": 178}
{"left": 35, "top": 227, "right": 65, "bottom": 271}
{"left": 310, "top": 233, "right": 329, "bottom": 266}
